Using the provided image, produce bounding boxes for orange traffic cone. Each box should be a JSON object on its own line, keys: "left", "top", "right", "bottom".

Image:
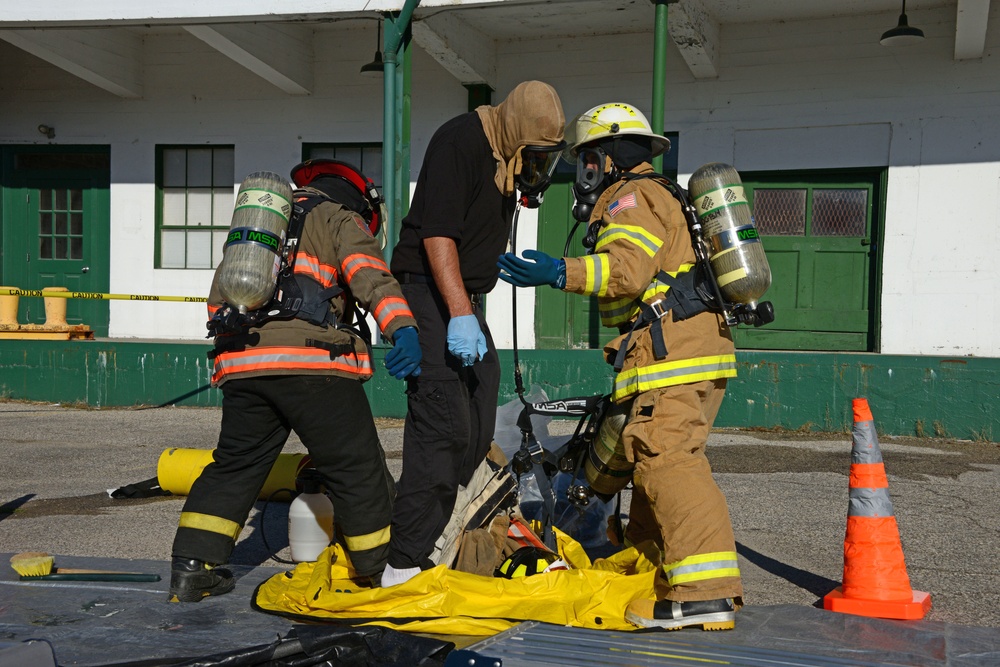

{"left": 823, "top": 397, "right": 932, "bottom": 620}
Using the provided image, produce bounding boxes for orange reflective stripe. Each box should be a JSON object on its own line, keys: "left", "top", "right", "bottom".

{"left": 294, "top": 251, "right": 338, "bottom": 288}
{"left": 849, "top": 462, "right": 889, "bottom": 489}
{"left": 373, "top": 296, "right": 413, "bottom": 331}
{"left": 212, "top": 346, "right": 372, "bottom": 384}
{"left": 342, "top": 253, "right": 389, "bottom": 283}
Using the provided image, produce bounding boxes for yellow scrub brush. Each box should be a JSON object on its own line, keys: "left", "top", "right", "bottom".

{"left": 10, "top": 552, "right": 161, "bottom": 582}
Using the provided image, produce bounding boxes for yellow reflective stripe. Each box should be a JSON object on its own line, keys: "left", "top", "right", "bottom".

{"left": 599, "top": 263, "right": 699, "bottom": 327}
{"left": 583, "top": 118, "right": 652, "bottom": 140}
{"left": 582, "top": 254, "right": 610, "bottom": 297}
{"left": 178, "top": 512, "right": 242, "bottom": 541}
{"left": 663, "top": 551, "right": 740, "bottom": 586}
{"left": 716, "top": 266, "right": 748, "bottom": 288}
{"left": 343, "top": 525, "right": 391, "bottom": 552}
{"left": 599, "top": 296, "right": 637, "bottom": 327}
{"left": 613, "top": 354, "right": 738, "bottom": 401}
{"left": 596, "top": 223, "right": 662, "bottom": 257}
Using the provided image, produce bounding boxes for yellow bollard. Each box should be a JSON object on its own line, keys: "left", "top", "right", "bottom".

{"left": 0, "top": 287, "right": 19, "bottom": 327}
{"left": 43, "top": 286, "right": 69, "bottom": 327}
{"left": 156, "top": 448, "right": 313, "bottom": 500}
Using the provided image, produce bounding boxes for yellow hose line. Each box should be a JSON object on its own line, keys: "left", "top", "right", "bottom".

{"left": 2, "top": 288, "right": 206, "bottom": 303}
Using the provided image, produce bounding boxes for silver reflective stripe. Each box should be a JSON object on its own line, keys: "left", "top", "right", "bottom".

{"left": 851, "top": 420, "right": 883, "bottom": 464}
{"left": 848, "top": 486, "right": 895, "bottom": 517}
{"left": 618, "top": 358, "right": 737, "bottom": 390}
{"left": 668, "top": 557, "right": 739, "bottom": 579}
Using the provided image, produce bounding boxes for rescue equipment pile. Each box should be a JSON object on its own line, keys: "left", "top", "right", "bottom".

{"left": 254, "top": 528, "right": 660, "bottom": 634}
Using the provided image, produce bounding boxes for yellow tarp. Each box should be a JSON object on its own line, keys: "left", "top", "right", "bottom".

{"left": 254, "top": 528, "right": 659, "bottom": 635}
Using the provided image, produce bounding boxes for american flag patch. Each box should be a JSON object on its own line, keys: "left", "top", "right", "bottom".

{"left": 608, "top": 193, "right": 637, "bottom": 217}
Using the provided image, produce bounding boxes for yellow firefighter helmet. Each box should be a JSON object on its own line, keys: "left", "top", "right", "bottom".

{"left": 563, "top": 102, "right": 671, "bottom": 161}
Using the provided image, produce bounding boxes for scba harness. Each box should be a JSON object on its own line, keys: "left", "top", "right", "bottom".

{"left": 207, "top": 191, "right": 371, "bottom": 358}
{"left": 594, "top": 171, "right": 774, "bottom": 372}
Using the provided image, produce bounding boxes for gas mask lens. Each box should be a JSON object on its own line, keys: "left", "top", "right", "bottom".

{"left": 516, "top": 143, "right": 565, "bottom": 198}
{"left": 575, "top": 147, "right": 607, "bottom": 195}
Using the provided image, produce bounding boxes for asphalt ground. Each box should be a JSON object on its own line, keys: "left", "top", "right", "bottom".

{"left": 1, "top": 399, "right": 999, "bottom": 663}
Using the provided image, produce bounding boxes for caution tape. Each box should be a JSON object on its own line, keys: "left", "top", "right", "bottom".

{"left": 2, "top": 288, "right": 207, "bottom": 303}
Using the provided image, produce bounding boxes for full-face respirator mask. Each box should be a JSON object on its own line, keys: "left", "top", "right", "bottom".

{"left": 515, "top": 142, "right": 566, "bottom": 209}
{"left": 571, "top": 146, "right": 612, "bottom": 225}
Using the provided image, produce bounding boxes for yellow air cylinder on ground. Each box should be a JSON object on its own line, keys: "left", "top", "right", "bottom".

{"left": 157, "top": 448, "right": 312, "bottom": 500}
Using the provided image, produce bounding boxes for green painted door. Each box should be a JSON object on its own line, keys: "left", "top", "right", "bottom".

{"left": 534, "top": 174, "right": 616, "bottom": 350}
{"left": 1, "top": 147, "right": 111, "bottom": 336}
{"left": 736, "top": 169, "right": 884, "bottom": 351}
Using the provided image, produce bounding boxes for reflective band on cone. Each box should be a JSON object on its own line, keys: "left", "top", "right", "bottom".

{"left": 157, "top": 448, "right": 311, "bottom": 501}
{"left": 823, "top": 397, "right": 932, "bottom": 620}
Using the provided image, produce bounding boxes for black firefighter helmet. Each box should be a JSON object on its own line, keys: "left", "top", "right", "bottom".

{"left": 495, "top": 546, "right": 569, "bottom": 579}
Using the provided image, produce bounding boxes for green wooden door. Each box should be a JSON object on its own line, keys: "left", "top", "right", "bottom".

{"left": 1, "top": 148, "right": 111, "bottom": 336}
{"left": 735, "top": 170, "right": 884, "bottom": 351}
{"left": 534, "top": 174, "right": 616, "bottom": 350}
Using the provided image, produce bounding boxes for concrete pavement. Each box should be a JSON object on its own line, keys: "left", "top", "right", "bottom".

{"left": 1, "top": 399, "right": 999, "bottom": 635}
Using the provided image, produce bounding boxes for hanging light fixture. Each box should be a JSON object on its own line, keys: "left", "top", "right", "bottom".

{"left": 880, "top": 0, "right": 925, "bottom": 46}
{"left": 360, "top": 19, "right": 385, "bottom": 76}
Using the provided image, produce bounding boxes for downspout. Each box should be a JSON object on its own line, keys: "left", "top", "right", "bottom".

{"left": 382, "top": 0, "right": 420, "bottom": 264}
{"left": 650, "top": 0, "right": 672, "bottom": 173}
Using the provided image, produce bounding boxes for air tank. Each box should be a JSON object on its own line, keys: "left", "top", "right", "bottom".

{"left": 216, "top": 171, "right": 293, "bottom": 313}
{"left": 584, "top": 399, "right": 633, "bottom": 502}
{"left": 687, "top": 163, "right": 771, "bottom": 306}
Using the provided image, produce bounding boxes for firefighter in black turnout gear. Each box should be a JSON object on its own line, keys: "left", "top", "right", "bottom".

{"left": 168, "top": 160, "right": 421, "bottom": 602}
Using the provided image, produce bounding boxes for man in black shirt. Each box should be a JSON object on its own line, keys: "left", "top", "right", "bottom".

{"left": 385, "top": 81, "right": 565, "bottom": 586}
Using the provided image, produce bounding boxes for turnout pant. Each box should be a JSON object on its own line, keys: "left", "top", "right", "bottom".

{"left": 171, "top": 374, "right": 394, "bottom": 577}
{"left": 624, "top": 379, "right": 744, "bottom": 603}
{"left": 388, "top": 283, "right": 501, "bottom": 570}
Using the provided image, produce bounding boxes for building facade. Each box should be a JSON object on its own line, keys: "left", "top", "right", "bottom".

{"left": 1, "top": 1, "right": 997, "bottom": 438}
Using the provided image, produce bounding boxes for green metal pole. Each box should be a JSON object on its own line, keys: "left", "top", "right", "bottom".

{"left": 651, "top": 0, "right": 669, "bottom": 173}
{"left": 381, "top": 0, "right": 420, "bottom": 264}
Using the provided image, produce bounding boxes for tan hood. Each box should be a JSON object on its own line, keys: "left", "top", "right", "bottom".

{"left": 476, "top": 80, "right": 565, "bottom": 196}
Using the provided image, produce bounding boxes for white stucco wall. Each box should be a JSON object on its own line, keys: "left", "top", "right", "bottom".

{"left": 1, "top": 4, "right": 998, "bottom": 356}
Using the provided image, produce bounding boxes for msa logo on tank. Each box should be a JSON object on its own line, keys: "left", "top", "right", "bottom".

{"left": 225, "top": 227, "right": 282, "bottom": 254}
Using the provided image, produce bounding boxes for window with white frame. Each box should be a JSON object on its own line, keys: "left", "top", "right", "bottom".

{"left": 157, "top": 146, "right": 234, "bottom": 269}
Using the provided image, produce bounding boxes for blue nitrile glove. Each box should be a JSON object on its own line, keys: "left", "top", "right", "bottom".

{"left": 385, "top": 326, "right": 422, "bottom": 380}
{"left": 447, "top": 314, "right": 488, "bottom": 367}
{"left": 497, "top": 249, "right": 566, "bottom": 288}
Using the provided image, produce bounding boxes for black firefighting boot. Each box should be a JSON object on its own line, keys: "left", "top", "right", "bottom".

{"left": 167, "top": 557, "right": 235, "bottom": 603}
{"left": 625, "top": 597, "right": 736, "bottom": 631}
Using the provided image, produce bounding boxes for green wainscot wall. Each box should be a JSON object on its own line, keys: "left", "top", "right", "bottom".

{"left": 0, "top": 340, "right": 995, "bottom": 441}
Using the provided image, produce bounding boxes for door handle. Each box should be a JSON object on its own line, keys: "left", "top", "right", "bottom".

{"left": 82, "top": 266, "right": 90, "bottom": 273}
{"left": 860, "top": 240, "right": 870, "bottom": 246}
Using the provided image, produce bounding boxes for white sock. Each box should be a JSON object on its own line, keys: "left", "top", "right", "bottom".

{"left": 381, "top": 564, "right": 421, "bottom": 587}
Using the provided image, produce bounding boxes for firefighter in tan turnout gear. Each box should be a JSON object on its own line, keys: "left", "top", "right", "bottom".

{"left": 498, "top": 103, "right": 743, "bottom": 630}
{"left": 168, "top": 159, "right": 421, "bottom": 602}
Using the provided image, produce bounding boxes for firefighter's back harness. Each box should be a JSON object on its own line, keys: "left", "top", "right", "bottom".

{"left": 206, "top": 191, "right": 371, "bottom": 359}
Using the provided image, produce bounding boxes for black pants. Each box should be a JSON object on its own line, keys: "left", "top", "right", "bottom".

{"left": 388, "top": 283, "right": 500, "bottom": 570}
{"left": 171, "top": 374, "right": 394, "bottom": 576}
